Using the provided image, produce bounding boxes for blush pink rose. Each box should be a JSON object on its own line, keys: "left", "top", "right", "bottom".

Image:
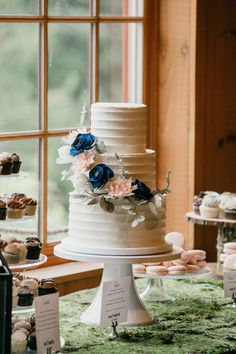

{"left": 106, "top": 177, "right": 137, "bottom": 197}
{"left": 72, "top": 151, "right": 95, "bottom": 172}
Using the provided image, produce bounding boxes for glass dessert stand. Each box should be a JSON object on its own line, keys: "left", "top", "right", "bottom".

{"left": 185, "top": 211, "right": 236, "bottom": 274}
{"left": 54, "top": 244, "right": 182, "bottom": 327}
{"left": 134, "top": 267, "right": 212, "bottom": 303}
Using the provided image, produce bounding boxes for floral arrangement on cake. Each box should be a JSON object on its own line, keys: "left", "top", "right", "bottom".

{"left": 56, "top": 105, "right": 171, "bottom": 227}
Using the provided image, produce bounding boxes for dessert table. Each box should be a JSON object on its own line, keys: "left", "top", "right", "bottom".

{"left": 54, "top": 244, "right": 182, "bottom": 326}
{"left": 58, "top": 278, "right": 236, "bottom": 354}
{"left": 185, "top": 211, "right": 236, "bottom": 272}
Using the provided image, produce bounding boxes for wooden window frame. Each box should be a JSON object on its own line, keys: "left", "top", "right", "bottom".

{"left": 0, "top": 0, "right": 154, "bottom": 266}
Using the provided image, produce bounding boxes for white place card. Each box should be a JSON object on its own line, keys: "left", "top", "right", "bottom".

{"left": 100, "top": 276, "right": 131, "bottom": 328}
{"left": 223, "top": 271, "right": 236, "bottom": 298}
{"left": 35, "top": 293, "right": 61, "bottom": 354}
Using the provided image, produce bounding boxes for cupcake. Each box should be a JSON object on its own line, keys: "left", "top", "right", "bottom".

{"left": 11, "top": 331, "right": 28, "bottom": 353}
{"left": 38, "top": 278, "right": 58, "bottom": 296}
{"left": 0, "top": 238, "right": 7, "bottom": 252}
{"left": 0, "top": 199, "right": 7, "bottom": 220}
{"left": 17, "top": 286, "right": 34, "bottom": 307}
{"left": 222, "top": 197, "right": 236, "bottom": 220}
{"left": 2, "top": 243, "right": 27, "bottom": 264}
{"left": 11, "top": 153, "right": 22, "bottom": 174}
{"left": 192, "top": 191, "right": 207, "bottom": 214}
{"left": 28, "top": 330, "right": 37, "bottom": 350}
{"left": 199, "top": 192, "right": 220, "bottom": 218}
{"left": 21, "top": 278, "right": 39, "bottom": 296}
{"left": 0, "top": 152, "right": 13, "bottom": 175}
{"left": 7, "top": 200, "right": 26, "bottom": 219}
{"left": 10, "top": 193, "right": 26, "bottom": 201}
{"left": 13, "top": 320, "right": 32, "bottom": 332}
{"left": 12, "top": 280, "right": 19, "bottom": 310}
{"left": 24, "top": 237, "right": 42, "bottom": 260}
{"left": 20, "top": 197, "right": 37, "bottom": 216}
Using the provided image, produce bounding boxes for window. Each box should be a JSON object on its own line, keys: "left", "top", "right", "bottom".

{"left": 0, "top": 0, "right": 149, "bottom": 259}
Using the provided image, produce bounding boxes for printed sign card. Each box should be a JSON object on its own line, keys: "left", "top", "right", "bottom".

{"left": 35, "top": 293, "right": 61, "bottom": 354}
{"left": 100, "top": 276, "right": 131, "bottom": 328}
{"left": 223, "top": 271, "right": 236, "bottom": 298}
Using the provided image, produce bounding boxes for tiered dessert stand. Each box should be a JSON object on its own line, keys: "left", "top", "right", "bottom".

{"left": 185, "top": 211, "right": 236, "bottom": 273}
{"left": 134, "top": 267, "right": 212, "bottom": 302}
{"left": 54, "top": 244, "right": 182, "bottom": 326}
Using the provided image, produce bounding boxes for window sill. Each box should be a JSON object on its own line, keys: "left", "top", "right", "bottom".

{"left": 25, "top": 261, "right": 103, "bottom": 296}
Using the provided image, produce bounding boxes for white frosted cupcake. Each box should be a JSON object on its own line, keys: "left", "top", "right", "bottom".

{"left": 11, "top": 331, "right": 27, "bottom": 353}
{"left": 199, "top": 192, "right": 220, "bottom": 218}
{"left": 223, "top": 254, "right": 236, "bottom": 272}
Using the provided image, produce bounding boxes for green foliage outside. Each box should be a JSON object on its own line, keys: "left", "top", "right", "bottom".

{"left": 0, "top": 0, "right": 123, "bottom": 240}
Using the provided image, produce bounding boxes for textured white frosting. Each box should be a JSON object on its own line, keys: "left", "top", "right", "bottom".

{"left": 94, "top": 149, "right": 156, "bottom": 190}
{"left": 91, "top": 103, "right": 147, "bottom": 154}
{"left": 202, "top": 192, "right": 220, "bottom": 207}
{"left": 63, "top": 191, "right": 172, "bottom": 256}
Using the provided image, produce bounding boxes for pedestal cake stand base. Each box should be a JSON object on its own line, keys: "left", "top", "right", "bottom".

{"left": 54, "top": 244, "right": 182, "bottom": 327}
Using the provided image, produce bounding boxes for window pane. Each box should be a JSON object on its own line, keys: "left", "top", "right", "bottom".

{"left": 48, "top": 23, "right": 90, "bottom": 129}
{"left": 48, "top": 0, "right": 90, "bottom": 16}
{"left": 47, "top": 137, "right": 72, "bottom": 242}
{"left": 0, "top": 0, "right": 38, "bottom": 15}
{"left": 99, "top": 23, "right": 143, "bottom": 102}
{"left": 0, "top": 139, "right": 39, "bottom": 242}
{"left": 0, "top": 23, "right": 39, "bottom": 133}
{"left": 100, "top": 0, "right": 143, "bottom": 16}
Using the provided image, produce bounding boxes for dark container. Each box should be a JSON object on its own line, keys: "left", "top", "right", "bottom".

{"left": 0, "top": 252, "right": 12, "bottom": 354}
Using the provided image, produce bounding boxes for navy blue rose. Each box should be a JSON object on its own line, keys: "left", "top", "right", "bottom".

{"left": 70, "top": 133, "right": 95, "bottom": 157}
{"left": 132, "top": 179, "right": 153, "bottom": 201}
{"left": 88, "top": 164, "right": 114, "bottom": 189}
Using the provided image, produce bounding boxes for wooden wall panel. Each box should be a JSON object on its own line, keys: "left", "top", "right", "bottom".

{"left": 155, "top": 0, "right": 197, "bottom": 248}
{"left": 195, "top": 0, "right": 236, "bottom": 260}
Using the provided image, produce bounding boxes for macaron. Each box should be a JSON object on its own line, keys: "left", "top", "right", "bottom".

{"left": 184, "top": 249, "right": 206, "bottom": 261}
{"left": 223, "top": 242, "right": 236, "bottom": 255}
{"left": 168, "top": 265, "right": 187, "bottom": 275}
{"left": 146, "top": 265, "right": 168, "bottom": 275}
{"left": 223, "top": 254, "right": 236, "bottom": 270}
{"left": 186, "top": 264, "right": 200, "bottom": 273}
{"left": 196, "top": 260, "right": 207, "bottom": 268}
{"left": 165, "top": 232, "right": 186, "bottom": 249}
{"left": 142, "top": 262, "right": 161, "bottom": 266}
{"left": 133, "top": 264, "right": 146, "bottom": 273}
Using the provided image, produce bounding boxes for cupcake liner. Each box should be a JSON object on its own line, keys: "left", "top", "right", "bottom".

{"left": 26, "top": 246, "right": 41, "bottom": 260}
{"left": 7, "top": 208, "right": 23, "bottom": 219}
{"left": 2, "top": 252, "right": 21, "bottom": 265}
{"left": 17, "top": 293, "right": 34, "bottom": 307}
{"left": 11, "top": 340, "right": 27, "bottom": 353}
{"left": 24, "top": 204, "right": 37, "bottom": 216}
{"left": 0, "top": 207, "right": 7, "bottom": 220}
{"left": 0, "top": 162, "right": 13, "bottom": 175}
{"left": 38, "top": 287, "right": 58, "bottom": 296}
{"left": 12, "top": 160, "right": 22, "bottom": 174}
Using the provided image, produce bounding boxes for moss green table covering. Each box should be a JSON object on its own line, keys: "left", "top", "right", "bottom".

{"left": 59, "top": 279, "right": 236, "bottom": 354}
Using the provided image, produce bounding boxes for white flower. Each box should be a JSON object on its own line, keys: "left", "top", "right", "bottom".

{"left": 61, "top": 168, "right": 74, "bottom": 181}
{"left": 153, "top": 194, "right": 163, "bottom": 208}
{"left": 69, "top": 174, "right": 88, "bottom": 192}
{"left": 62, "top": 127, "right": 87, "bottom": 145}
{"left": 56, "top": 145, "right": 74, "bottom": 164}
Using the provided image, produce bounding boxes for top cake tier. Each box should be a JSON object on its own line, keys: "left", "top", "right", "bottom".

{"left": 91, "top": 103, "right": 147, "bottom": 154}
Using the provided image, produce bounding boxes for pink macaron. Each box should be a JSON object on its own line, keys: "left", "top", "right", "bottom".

{"left": 165, "top": 232, "right": 186, "bottom": 249}
{"left": 196, "top": 260, "right": 207, "bottom": 268}
{"left": 146, "top": 265, "right": 168, "bottom": 275}
{"left": 185, "top": 249, "right": 206, "bottom": 261}
{"left": 223, "top": 242, "right": 236, "bottom": 255}
{"left": 168, "top": 265, "right": 187, "bottom": 275}
{"left": 186, "top": 264, "right": 200, "bottom": 273}
{"left": 133, "top": 264, "right": 146, "bottom": 273}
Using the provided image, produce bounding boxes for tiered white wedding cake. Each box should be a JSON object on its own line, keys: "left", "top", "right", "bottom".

{"left": 57, "top": 103, "right": 172, "bottom": 256}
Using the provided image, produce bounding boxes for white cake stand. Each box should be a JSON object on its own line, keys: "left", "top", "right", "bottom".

{"left": 135, "top": 267, "right": 212, "bottom": 302}
{"left": 54, "top": 244, "right": 182, "bottom": 327}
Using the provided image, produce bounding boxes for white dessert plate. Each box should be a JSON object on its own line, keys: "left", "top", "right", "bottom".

{"left": 9, "top": 254, "right": 47, "bottom": 270}
{"left": 0, "top": 215, "right": 36, "bottom": 223}
{"left": 0, "top": 171, "right": 29, "bottom": 181}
